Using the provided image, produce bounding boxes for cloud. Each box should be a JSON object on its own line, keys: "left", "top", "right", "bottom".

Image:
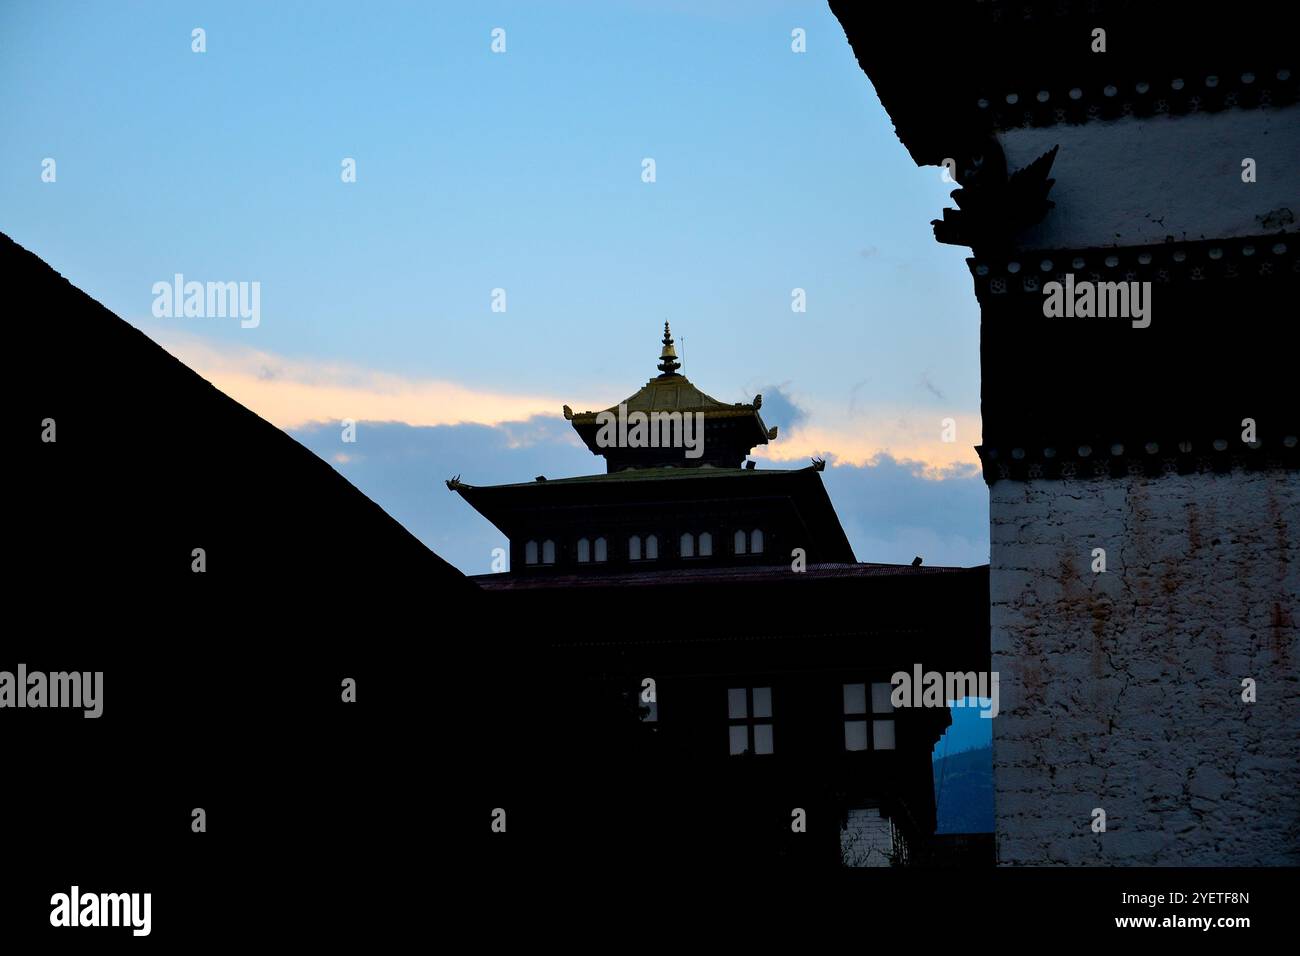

{"left": 289, "top": 417, "right": 988, "bottom": 575}
{"left": 149, "top": 330, "right": 601, "bottom": 431}
{"left": 919, "top": 371, "right": 946, "bottom": 402}
{"left": 753, "top": 384, "right": 808, "bottom": 434}
{"left": 291, "top": 416, "right": 595, "bottom": 576}
{"left": 754, "top": 396, "right": 982, "bottom": 478}
{"left": 150, "top": 334, "right": 987, "bottom": 571}
{"left": 155, "top": 334, "right": 982, "bottom": 477}
{"left": 737, "top": 386, "right": 980, "bottom": 477}
{"left": 821, "top": 453, "right": 988, "bottom": 566}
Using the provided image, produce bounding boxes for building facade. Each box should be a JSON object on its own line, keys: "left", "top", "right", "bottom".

{"left": 833, "top": 0, "right": 1299, "bottom": 864}
{"left": 453, "top": 329, "right": 991, "bottom": 866}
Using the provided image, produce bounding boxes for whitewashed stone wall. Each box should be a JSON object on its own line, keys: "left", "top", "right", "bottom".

{"left": 999, "top": 105, "right": 1300, "bottom": 250}
{"left": 990, "top": 468, "right": 1300, "bottom": 865}
{"left": 840, "top": 807, "right": 906, "bottom": 867}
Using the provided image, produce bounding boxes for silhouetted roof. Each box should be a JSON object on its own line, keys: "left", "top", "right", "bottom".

{"left": 457, "top": 464, "right": 801, "bottom": 491}
{"left": 472, "top": 561, "right": 984, "bottom": 590}
{"left": 5, "top": 230, "right": 475, "bottom": 592}
{"left": 830, "top": 0, "right": 1298, "bottom": 165}
{"left": 451, "top": 463, "right": 856, "bottom": 563}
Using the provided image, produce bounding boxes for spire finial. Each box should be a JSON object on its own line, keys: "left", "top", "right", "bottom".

{"left": 657, "top": 321, "right": 681, "bottom": 375}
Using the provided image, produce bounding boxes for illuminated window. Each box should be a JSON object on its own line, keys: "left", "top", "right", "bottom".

{"left": 843, "top": 682, "right": 896, "bottom": 750}
{"left": 843, "top": 683, "right": 868, "bottom": 751}
{"left": 699, "top": 532, "right": 713, "bottom": 556}
{"left": 727, "top": 686, "right": 774, "bottom": 755}
{"left": 577, "top": 538, "right": 591, "bottom": 563}
{"left": 541, "top": 539, "right": 556, "bottom": 564}
{"left": 750, "top": 529, "right": 764, "bottom": 553}
{"left": 629, "top": 535, "right": 642, "bottom": 560}
{"left": 645, "top": 534, "right": 658, "bottom": 559}
{"left": 594, "top": 537, "right": 607, "bottom": 562}
{"left": 525, "top": 540, "right": 539, "bottom": 565}
{"left": 680, "top": 532, "right": 695, "bottom": 558}
{"left": 734, "top": 530, "right": 747, "bottom": 554}
{"left": 872, "top": 682, "right": 896, "bottom": 750}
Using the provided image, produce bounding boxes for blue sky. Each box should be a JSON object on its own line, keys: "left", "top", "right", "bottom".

{"left": 1, "top": 0, "right": 988, "bottom": 573}
{"left": 934, "top": 700, "right": 995, "bottom": 758}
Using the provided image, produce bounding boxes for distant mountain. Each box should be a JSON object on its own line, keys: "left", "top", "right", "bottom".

{"left": 933, "top": 744, "right": 994, "bottom": 833}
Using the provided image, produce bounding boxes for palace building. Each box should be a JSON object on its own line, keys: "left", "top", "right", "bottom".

{"left": 451, "top": 327, "right": 991, "bottom": 867}
{"left": 449, "top": 324, "right": 854, "bottom": 575}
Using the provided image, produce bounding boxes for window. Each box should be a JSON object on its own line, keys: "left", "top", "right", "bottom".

{"left": 843, "top": 683, "right": 867, "bottom": 751}
{"left": 594, "top": 536, "right": 607, "bottom": 563}
{"left": 577, "top": 538, "right": 591, "bottom": 563}
{"left": 681, "top": 532, "right": 711, "bottom": 559}
{"left": 630, "top": 534, "right": 659, "bottom": 561}
{"left": 734, "top": 530, "right": 747, "bottom": 554}
{"left": 525, "top": 540, "right": 539, "bottom": 565}
{"left": 541, "top": 539, "right": 556, "bottom": 565}
{"left": 727, "top": 686, "right": 774, "bottom": 755}
{"left": 843, "top": 682, "right": 896, "bottom": 751}
{"left": 872, "top": 682, "right": 896, "bottom": 750}
{"left": 874, "top": 717, "right": 896, "bottom": 750}
{"left": 750, "top": 529, "right": 764, "bottom": 553}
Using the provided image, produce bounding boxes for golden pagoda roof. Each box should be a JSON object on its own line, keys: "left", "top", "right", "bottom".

{"left": 567, "top": 373, "right": 759, "bottom": 422}
{"left": 563, "top": 322, "right": 777, "bottom": 438}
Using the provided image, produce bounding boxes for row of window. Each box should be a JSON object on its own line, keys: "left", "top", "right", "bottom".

{"left": 726, "top": 683, "right": 897, "bottom": 756}
{"left": 523, "top": 529, "right": 766, "bottom": 566}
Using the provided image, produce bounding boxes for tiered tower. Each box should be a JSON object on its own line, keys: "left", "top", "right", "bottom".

{"left": 450, "top": 324, "right": 854, "bottom": 573}
{"left": 834, "top": 0, "right": 1299, "bottom": 864}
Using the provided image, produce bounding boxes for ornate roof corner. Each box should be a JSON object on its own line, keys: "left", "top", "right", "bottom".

{"left": 754, "top": 393, "right": 763, "bottom": 409}
{"left": 562, "top": 404, "right": 573, "bottom": 420}
{"left": 445, "top": 475, "right": 463, "bottom": 491}
{"left": 811, "top": 456, "right": 825, "bottom": 472}
{"left": 932, "top": 139, "right": 1059, "bottom": 252}
{"left": 768, "top": 426, "right": 779, "bottom": 440}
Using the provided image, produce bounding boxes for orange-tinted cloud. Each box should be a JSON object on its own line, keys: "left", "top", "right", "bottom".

{"left": 150, "top": 332, "right": 980, "bottom": 479}
{"left": 152, "top": 331, "right": 595, "bottom": 431}
{"left": 755, "top": 412, "right": 983, "bottom": 478}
